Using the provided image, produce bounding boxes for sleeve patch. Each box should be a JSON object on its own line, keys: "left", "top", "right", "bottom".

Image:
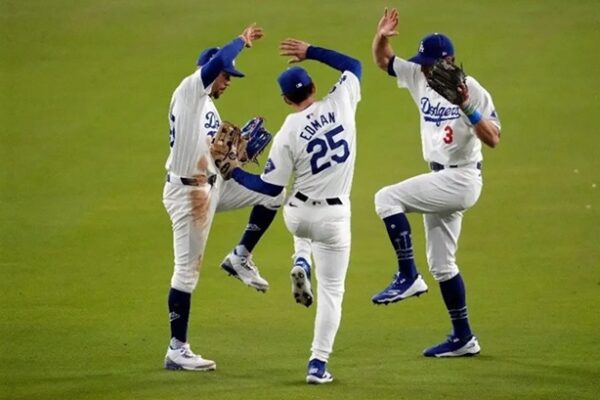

{"left": 264, "top": 158, "right": 276, "bottom": 174}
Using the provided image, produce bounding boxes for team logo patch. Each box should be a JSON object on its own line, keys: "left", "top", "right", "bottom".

{"left": 420, "top": 97, "right": 461, "bottom": 126}
{"left": 264, "top": 158, "right": 276, "bottom": 174}
{"left": 204, "top": 111, "right": 220, "bottom": 137}
{"left": 328, "top": 74, "right": 348, "bottom": 94}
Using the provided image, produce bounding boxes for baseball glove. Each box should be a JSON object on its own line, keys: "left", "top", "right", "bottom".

{"left": 238, "top": 117, "right": 272, "bottom": 164}
{"left": 210, "top": 121, "right": 242, "bottom": 179}
{"left": 426, "top": 59, "right": 467, "bottom": 105}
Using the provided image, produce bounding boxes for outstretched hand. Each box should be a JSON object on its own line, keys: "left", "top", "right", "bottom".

{"left": 240, "top": 23, "right": 264, "bottom": 48}
{"left": 377, "top": 7, "right": 399, "bottom": 38}
{"left": 279, "top": 38, "right": 310, "bottom": 64}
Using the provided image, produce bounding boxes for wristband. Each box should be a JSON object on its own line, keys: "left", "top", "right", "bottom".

{"left": 467, "top": 110, "right": 482, "bottom": 125}
{"left": 461, "top": 102, "right": 482, "bottom": 125}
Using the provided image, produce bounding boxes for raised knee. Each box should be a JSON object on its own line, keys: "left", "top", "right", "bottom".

{"left": 374, "top": 186, "right": 405, "bottom": 218}
{"left": 263, "top": 188, "right": 287, "bottom": 210}
{"left": 429, "top": 264, "right": 459, "bottom": 282}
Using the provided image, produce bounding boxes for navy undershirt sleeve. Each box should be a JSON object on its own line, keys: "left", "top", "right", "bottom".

{"left": 200, "top": 37, "right": 245, "bottom": 89}
{"left": 306, "top": 46, "right": 362, "bottom": 80}
{"left": 387, "top": 56, "right": 397, "bottom": 77}
{"left": 231, "top": 168, "right": 284, "bottom": 197}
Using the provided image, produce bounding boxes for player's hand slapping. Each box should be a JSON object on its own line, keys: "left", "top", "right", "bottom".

{"left": 279, "top": 38, "right": 310, "bottom": 64}
{"left": 377, "top": 7, "right": 399, "bottom": 38}
{"left": 239, "top": 23, "right": 264, "bottom": 48}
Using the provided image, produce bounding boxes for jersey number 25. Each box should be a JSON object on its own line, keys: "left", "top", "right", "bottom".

{"left": 307, "top": 125, "right": 350, "bottom": 175}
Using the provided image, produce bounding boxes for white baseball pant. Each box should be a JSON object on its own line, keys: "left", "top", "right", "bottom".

{"left": 163, "top": 174, "right": 285, "bottom": 293}
{"left": 374, "top": 166, "right": 482, "bottom": 282}
{"left": 283, "top": 195, "right": 351, "bottom": 362}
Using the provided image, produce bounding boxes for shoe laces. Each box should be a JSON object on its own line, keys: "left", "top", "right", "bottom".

{"left": 240, "top": 255, "right": 259, "bottom": 272}
{"left": 308, "top": 360, "right": 326, "bottom": 376}
{"left": 384, "top": 273, "right": 403, "bottom": 289}
{"left": 180, "top": 343, "right": 199, "bottom": 358}
{"left": 392, "top": 272, "right": 415, "bottom": 287}
{"left": 444, "top": 334, "right": 462, "bottom": 344}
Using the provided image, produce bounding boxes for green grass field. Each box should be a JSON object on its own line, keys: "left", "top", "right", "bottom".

{"left": 2, "top": 0, "right": 599, "bottom": 399}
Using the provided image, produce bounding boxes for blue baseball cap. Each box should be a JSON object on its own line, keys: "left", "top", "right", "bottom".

{"left": 196, "top": 47, "right": 244, "bottom": 77}
{"left": 277, "top": 66, "right": 313, "bottom": 96}
{"left": 409, "top": 33, "right": 454, "bottom": 65}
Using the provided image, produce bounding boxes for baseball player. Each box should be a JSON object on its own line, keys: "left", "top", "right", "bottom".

{"left": 371, "top": 8, "right": 501, "bottom": 357}
{"left": 225, "top": 38, "right": 361, "bottom": 383}
{"left": 162, "top": 24, "right": 285, "bottom": 372}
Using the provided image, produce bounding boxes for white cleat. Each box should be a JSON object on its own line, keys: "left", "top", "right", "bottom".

{"left": 164, "top": 343, "right": 216, "bottom": 371}
{"left": 291, "top": 265, "right": 313, "bottom": 307}
{"left": 221, "top": 252, "right": 269, "bottom": 293}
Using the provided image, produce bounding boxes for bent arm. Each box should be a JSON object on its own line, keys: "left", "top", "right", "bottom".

{"left": 473, "top": 120, "right": 500, "bottom": 148}
{"left": 231, "top": 168, "right": 284, "bottom": 196}
{"left": 372, "top": 7, "right": 399, "bottom": 72}
{"left": 306, "top": 46, "right": 362, "bottom": 80}
{"left": 461, "top": 86, "right": 501, "bottom": 148}
{"left": 372, "top": 32, "right": 395, "bottom": 72}
{"left": 200, "top": 37, "right": 245, "bottom": 88}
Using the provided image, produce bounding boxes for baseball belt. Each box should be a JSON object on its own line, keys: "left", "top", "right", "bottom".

{"left": 429, "top": 161, "right": 482, "bottom": 172}
{"left": 167, "top": 173, "right": 217, "bottom": 186}
{"left": 294, "top": 191, "right": 343, "bottom": 206}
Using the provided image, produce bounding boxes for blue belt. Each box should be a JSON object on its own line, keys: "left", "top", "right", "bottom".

{"left": 430, "top": 161, "right": 482, "bottom": 172}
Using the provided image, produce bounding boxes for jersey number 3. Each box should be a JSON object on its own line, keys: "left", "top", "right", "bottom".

{"left": 443, "top": 126, "right": 453, "bottom": 144}
{"left": 307, "top": 125, "right": 350, "bottom": 175}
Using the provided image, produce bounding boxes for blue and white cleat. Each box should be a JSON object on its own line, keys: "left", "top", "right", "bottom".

{"left": 423, "top": 335, "right": 481, "bottom": 358}
{"left": 371, "top": 273, "right": 428, "bottom": 305}
{"left": 164, "top": 343, "right": 216, "bottom": 371}
{"left": 291, "top": 258, "right": 313, "bottom": 307}
{"left": 306, "top": 359, "right": 333, "bottom": 384}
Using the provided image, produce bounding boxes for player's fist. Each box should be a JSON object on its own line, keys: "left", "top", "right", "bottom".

{"left": 279, "top": 38, "right": 310, "bottom": 64}
{"left": 240, "top": 23, "right": 264, "bottom": 48}
{"left": 377, "top": 7, "right": 399, "bottom": 38}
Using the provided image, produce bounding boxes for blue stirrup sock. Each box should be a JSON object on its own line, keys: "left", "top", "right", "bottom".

{"left": 382, "top": 213, "right": 418, "bottom": 279}
{"left": 237, "top": 205, "right": 277, "bottom": 254}
{"left": 168, "top": 288, "right": 191, "bottom": 344}
{"left": 439, "top": 274, "right": 473, "bottom": 340}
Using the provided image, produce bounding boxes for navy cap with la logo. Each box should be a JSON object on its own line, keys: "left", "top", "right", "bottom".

{"left": 409, "top": 33, "right": 454, "bottom": 65}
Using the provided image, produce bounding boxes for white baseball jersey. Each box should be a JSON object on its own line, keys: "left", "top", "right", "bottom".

{"left": 165, "top": 68, "right": 220, "bottom": 177}
{"left": 163, "top": 66, "right": 286, "bottom": 293}
{"left": 391, "top": 56, "right": 501, "bottom": 165}
{"left": 261, "top": 71, "right": 361, "bottom": 199}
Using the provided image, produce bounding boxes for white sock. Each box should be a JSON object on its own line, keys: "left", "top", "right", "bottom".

{"left": 170, "top": 337, "right": 185, "bottom": 350}
{"left": 234, "top": 245, "right": 250, "bottom": 257}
